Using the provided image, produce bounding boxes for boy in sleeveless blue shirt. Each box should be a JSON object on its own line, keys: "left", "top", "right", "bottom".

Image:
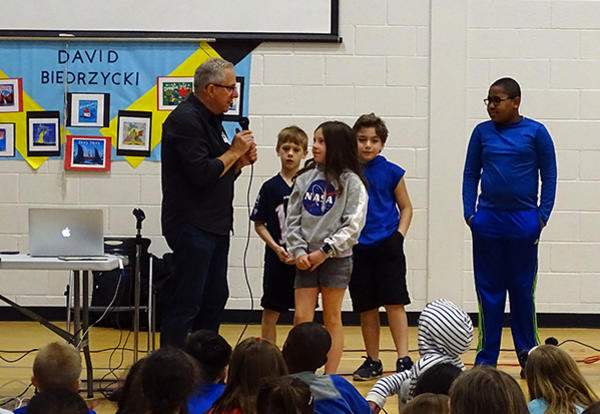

{"left": 349, "top": 113, "right": 414, "bottom": 381}
{"left": 462, "top": 78, "right": 557, "bottom": 369}
{"left": 250, "top": 126, "right": 308, "bottom": 343}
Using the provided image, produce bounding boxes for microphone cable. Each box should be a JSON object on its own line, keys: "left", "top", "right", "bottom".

{"left": 235, "top": 119, "right": 255, "bottom": 345}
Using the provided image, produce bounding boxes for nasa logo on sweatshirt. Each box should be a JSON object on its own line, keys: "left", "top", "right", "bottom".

{"left": 303, "top": 179, "right": 336, "bottom": 216}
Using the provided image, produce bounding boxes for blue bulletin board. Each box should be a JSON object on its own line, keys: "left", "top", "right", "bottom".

{"left": 0, "top": 41, "right": 251, "bottom": 169}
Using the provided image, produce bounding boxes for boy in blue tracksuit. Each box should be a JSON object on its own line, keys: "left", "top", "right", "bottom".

{"left": 462, "top": 77, "right": 557, "bottom": 367}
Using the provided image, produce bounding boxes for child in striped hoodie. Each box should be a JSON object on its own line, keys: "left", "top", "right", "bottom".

{"left": 366, "top": 298, "right": 473, "bottom": 413}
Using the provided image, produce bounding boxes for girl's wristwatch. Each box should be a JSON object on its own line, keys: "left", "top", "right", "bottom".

{"left": 321, "top": 243, "right": 334, "bottom": 257}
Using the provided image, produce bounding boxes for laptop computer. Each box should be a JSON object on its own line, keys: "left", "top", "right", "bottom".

{"left": 29, "top": 208, "right": 105, "bottom": 257}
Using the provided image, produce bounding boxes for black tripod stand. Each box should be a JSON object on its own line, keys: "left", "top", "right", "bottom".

{"left": 132, "top": 208, "right": 145, "bottom": 362}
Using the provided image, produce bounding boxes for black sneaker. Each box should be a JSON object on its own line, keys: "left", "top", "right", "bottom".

{"left": 396, "top": 356, "right": 414, "bottom": 372}
{"left": 353, "top": 356, "right": 383, "bottom": 381}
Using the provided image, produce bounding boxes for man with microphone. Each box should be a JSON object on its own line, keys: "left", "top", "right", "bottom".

{"left": 160, "top": 57, "right": 257, "bottom": 347}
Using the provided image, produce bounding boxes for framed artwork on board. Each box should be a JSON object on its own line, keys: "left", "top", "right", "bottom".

{"left": 116, "top": 110, "right": 152, "bottom": 157}
{"left": 27, "top": 111, "right": 60, "bottom": 157}
{"left": 64, "top": 135, "right": 111, "bottom": 171}
{"left": 0, "top": 78, "right": 23, "bottom": 113}
{"left": 0, "top": 123, "right": 15, "bottom": 157}
{"left": 66, "top": 92, "right": 110, "bottom": 127}
{"left": 223, "top": 76, "right": 244, "bottom": 121}
{"left": 157, "top": 76, "right": 193, "bottom": 110}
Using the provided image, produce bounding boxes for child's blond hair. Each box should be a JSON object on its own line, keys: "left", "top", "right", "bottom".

{"left": 526, "top": 345, "right": 599, "bottom": 414}
{"left": 277, "top": 126, "right": 308, "bottom": 151}
{"left": 33, "top": 342, "right": 82, "bottom": 391}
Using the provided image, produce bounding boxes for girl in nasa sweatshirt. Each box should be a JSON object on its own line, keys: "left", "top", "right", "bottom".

{"left": 286, "top": 120, "right": 368, "bottom": 375}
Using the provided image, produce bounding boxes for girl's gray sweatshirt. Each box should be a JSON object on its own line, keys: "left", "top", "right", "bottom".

{"left": 286, "top": 167, "right": 368, "bottom": 258}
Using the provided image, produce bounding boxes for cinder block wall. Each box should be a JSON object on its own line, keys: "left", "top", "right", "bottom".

{"left": 1, "top": 0, "right": 599, "bottom": 315}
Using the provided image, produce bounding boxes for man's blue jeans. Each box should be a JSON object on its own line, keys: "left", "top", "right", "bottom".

{"left": 160, "top": 225, "right": 230, "bottom": 348}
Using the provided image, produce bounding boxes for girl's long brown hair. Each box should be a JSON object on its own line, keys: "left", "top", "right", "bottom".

{"left": 295, "top": 121, "right": 367, "bottom": 194}
{"left": 211, "top": 337, "right": 288, "bottom": 414}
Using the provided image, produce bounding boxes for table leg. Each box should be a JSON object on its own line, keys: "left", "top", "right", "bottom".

{"left": 73, "top": 271, "right": 80, "bottom": 344}
{"left": 82, "top": 270, "right": 94, "bottom": 398}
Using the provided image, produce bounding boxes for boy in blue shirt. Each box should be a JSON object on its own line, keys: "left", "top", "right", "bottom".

{"left": 250, "top": 126, "right": 308, "bottom": 343}
{"left": 184, "top": 330, "right": 232, "bottom": 414}
{"left": 349, "top": 113, "right": 414, "bottom": 381}
{"left": 283, "top": 322, "right": 372, "bottom": 414}
{"left": 462, "top": 77, "right": 557, "bottom": 369}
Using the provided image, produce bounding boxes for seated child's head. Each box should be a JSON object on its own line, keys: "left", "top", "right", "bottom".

{"left": 256, "top": 375, "right": 314, "bottom": 414}
{"left": 414, "top": 363, "right": 462, "bottom": 396}
{"left": 32, "top": 342, "right": 82, "bottom": 392}
{"left": 526, "top": 344, "right": 599, "bottom": 411}
{"left": 141, "top": 347, "right": 200, "bottom": 414}
{"left": 418, "top": 299, "right": 473, "bottom": 358}
{"left": 213, "top": 337, "right": 288, "bottom": 414}
{"left": 449, "top": 365, "right": 528, "bottom": 414}
{"left": 25, "top": 389, "right": 89, "bottom": 414}
{"left": 282, "top": 322, "right": 331, "bottom": 374}
{"left": 113, "top": 358, "right": 149, "bottom": 414}
{"left": 401, "top": 393, "right": 449, "bottom": 414}
{"left": 184, "top": 329, "right": 232, "bottom": 383}
{"left": 277, "top": 126, "right": 308, "bottom": 170}
{"left": 352, "top": 113, "right": 388, "bottom": 163}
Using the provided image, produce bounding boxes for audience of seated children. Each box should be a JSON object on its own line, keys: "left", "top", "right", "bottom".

{"left": 184, "top": 330, "right": 233, "bottom": 414}
{"left": 401, "top": 393, "right": 449, "bottom": 414}
{"left": 23, "top": 389, "right": 89, "bottom": 414}
{"left": 256, "top": 376, "right": 314, "bottom": 414}
{"left": 526, "top": 344, "right": 599, "bottom": 414}
{"left": 210, "top": 337, "right": 288, "bottom": 414}
{"left": 141, "top": 347, "right": 200, "bottom": 414}
{"left": 366, "top": 298, "right": 473, "bottom": 413}
{"left": 413, "top": 362, "right": 462, "bottom": 396}
{"left": 282, "top": 322, "right": 371, "bottom": 414}
{"left": 449, "top": 365, "right": 528, "bottom": 414}
{"left": 13, "top": 341, "right": 96, "bottom": 414}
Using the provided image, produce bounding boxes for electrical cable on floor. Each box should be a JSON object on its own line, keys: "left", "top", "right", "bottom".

{"left": 0, "top": 349, "right": 37, "bottom": 363}
{"left": 0, "top": 382, "right": 32, "bottom": 410}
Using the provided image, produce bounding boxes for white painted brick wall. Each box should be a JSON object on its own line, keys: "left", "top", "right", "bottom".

{"left": 3, "top": 1, "right": 600, "bottom": 315}
{"left": 466, "top": 0, "right": 600, "bottom": 314}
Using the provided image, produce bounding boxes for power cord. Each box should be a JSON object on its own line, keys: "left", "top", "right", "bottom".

{"left": 0, "top": 382, "right": 32, "bottom": 410}
{"left": 0, "top": 349, "right": 37, "bottom": 363}
{"left": 76, "top": 258, "right": 125, "bottom": 349}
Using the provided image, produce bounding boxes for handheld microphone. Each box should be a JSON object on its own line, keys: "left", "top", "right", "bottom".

{"left": 236, "top": 116, "right": 250, "bottom": 132}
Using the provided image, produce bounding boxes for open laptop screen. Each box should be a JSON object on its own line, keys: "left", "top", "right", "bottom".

{"left": 29, "top": 208, "right": 104, "bottom": 257}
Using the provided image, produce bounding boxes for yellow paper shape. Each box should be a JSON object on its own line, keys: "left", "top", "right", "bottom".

{"left": 100, "top": 41, "right": 222, "bottom": 168}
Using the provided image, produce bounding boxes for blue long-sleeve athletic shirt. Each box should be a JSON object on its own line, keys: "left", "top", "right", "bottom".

{"left": 462, "top": 117, "right": 557, "bottom": 223}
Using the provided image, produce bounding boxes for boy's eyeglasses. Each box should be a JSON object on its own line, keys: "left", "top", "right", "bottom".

{"left": 484, "top": 96, "right": 513, "bottom": 105}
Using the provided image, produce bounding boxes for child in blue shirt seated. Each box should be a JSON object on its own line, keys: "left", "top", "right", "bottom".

{"left": 282, "top": 322, "right": 371, "bottom": 414}
{"left": 185, "top": 330, "right": 232, "bottom": 414}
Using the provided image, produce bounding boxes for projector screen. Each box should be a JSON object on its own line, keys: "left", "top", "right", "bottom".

{"left": 0, "top": 0, "right": 339, "bottom": 42}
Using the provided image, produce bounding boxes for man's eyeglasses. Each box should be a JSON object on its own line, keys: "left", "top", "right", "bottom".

{"left": 211, "top": 83, "right": 237, "bottom": 93}
{"left": 484, "top": 96, "right": 513, "bottom": 106}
